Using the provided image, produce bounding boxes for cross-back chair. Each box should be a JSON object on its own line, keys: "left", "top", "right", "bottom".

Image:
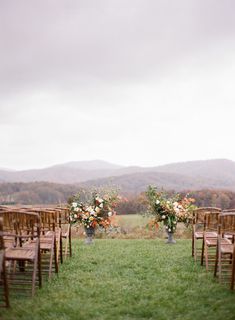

{"left": 55, "top": 207, "right": 72, "bottom": 262}
{"left": 214, "top": 212, "right": 235, "bottom": 290}
{"left": 201, "top": 210, "right": 221, "bottom": 270}
{"left": 28, "top": 208, "right": 59, "bottom": 279}
{"left": 4, "top": 211, "right": 41, "bottom": 297}
{"left": 192, "top": 207, "right": 221, "bottom": 262}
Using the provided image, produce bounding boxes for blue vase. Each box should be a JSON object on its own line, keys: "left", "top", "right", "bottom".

{"left": 84, "top": 226, "right": 95, "bottom": 244}
{"left": 166, "top": 230, "right": 176, "bottom": 244}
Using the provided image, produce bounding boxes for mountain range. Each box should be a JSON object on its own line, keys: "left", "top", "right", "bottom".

{"left": 0, "top": 159, "right": 235, "bottom": 193}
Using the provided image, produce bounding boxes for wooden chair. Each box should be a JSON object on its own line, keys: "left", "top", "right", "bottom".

{"left": 214, "top": 212, "right": 235, "bottom": 289}
{"left": 27, "top": 208, "right": 59, "bottom": 279}
{"left": 202, "top": 210, "right": 221, "bottom": 270}
{"left": 192, "top": 207, "right": 221, "bottom": 262}
{"left": 4, "top": 212, "right": 41, "bottom": 297}
{"left": 0, "top": 209, "right": 19, "bottom": 249}
{"left": 0, "top": 218, "right": 10, "bottom": 307}
{"left": 40, "top": 209, "right": 59, "bottom": 277}
{"left": 55, "top": 207, "right": 72, "bottom": 262}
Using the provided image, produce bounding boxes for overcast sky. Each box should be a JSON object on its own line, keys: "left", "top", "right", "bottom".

{"left": 1, "top": 0, "right": 235, "bottom": 170}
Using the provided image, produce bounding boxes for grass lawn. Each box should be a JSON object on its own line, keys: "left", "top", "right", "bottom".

{"left": 1, "top": 239, "right": 235, "bottom": 320}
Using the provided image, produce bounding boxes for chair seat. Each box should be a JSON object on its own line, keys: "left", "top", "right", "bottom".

{"left": 40, "top": 241, "right": 53, "bottom": 250}
{"left": 194, "top": 231, "right": 203, "bottom": 239}
{"left": 220, "top": 238, "right": 233, "bottom": 254}
{"left": 62, "top": 232, "right": 69, "bottom": 238}
{"left": 24, "top": 237, "right": 54, "bottom": 251}
{"left": 206, "top": 237, "right": 230, "bottom": 246}
{"left": 3, "top": 236, "right": 15, "bottom": 249}
{"left": 5, "top": 247, "right": 36, "bottom": 260}
{"left": 224, "top": 234, "right": 235, "bottom": 241}
{"left": 45, "top": 231, "right": 54, "bottom": 237}
{"left": 205, "top": 238, "right": 217, "bottom": 246}
{"left": 204, "top": 231, "right": 217, "bottom": 238}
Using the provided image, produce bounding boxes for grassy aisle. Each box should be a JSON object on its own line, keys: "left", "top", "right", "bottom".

{"left": 1, "top": 239, "right": 235, "bottom": 320}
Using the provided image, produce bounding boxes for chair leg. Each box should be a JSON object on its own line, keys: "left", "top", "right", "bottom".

{"left": 60, "top": 233, "right": 63, "bottom": 264}
{"left": 38, "top": 248, "right": 42, "bottom": 288}
{"left": 218, "top": 247, "right": 222, "bottom": 283}
{"left": 192, "top": 231, "right": 194, "bottom": 257}
{"left": 32, "top": 254, "right": 38, "bottom": 297}
{"left": 69, "top": 227, "right": 72, "bottom": 257}
{"left": 64, "top": 236, "right": 68, "bottom": 260}
{"left": 54, "top": 238, "right": 58, "bottom": 274}
{"left": 194, "top": 236, "right": 197, "bottom": 262}
{"left": 201, "top": 238, "right": 205, "bottom": 266}
{"left": 204, "top": 241, "right": 209, "bottom": 271}
{"left": 2, "top": 260, "right": 10, "bottom": 307}
{"left": 214, "top": 244, "right": 219, "bottom": 278}
{"left": 48, "top": 247, "right": 53, "bottom": 279}
{"left": 231, "top": 251, "right": 235, "bottom": 290}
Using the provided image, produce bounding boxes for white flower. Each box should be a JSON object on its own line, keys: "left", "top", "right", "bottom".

{"left": 99, "top": 203, "right": 104, "bottom": 208}
{"left": 168, "top": 228, "right": 171, "bottom": 232}
{"left": 162, "top": 215, "right": 166, "bottom": 219}
{"left": 95, "top": 207, "right": 101, "bottom": 213}
{"left": 72, "top": 202, "right": 77, "bottom": 208}
{"left": 156, "top": 200, "right": 160, "bottom": 205}
{"left": 74, "top": 214, "right": 78, "bottom": 218}
{"left": 108, "top": 211, "right": 112, "bottom": 217}
{"left": 74, "top": 207, "right": 79, "bottom": 212}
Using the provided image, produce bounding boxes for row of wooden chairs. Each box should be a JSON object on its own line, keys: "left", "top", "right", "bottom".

{"left": 192, "top": 207, "right": 235, "bottom": 290}
{"left": 0, "top": 206, "right": 72, "bottom": 308}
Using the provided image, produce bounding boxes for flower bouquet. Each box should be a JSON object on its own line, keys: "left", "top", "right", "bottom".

{"left": 68, "top": 190, "right": 119, "bottom": 242}
{"left": 145, "top": 186, "right": 196, "bottom": 242}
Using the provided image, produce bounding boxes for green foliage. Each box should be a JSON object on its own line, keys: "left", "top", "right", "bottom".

{"left": 186, "top": 189, "right": 235, "bottom": 209}
{"left": 145, "top": 186, "right": 196, "bottom": 233}
{"left": 68, "top": 190, "right": 119, "bottom": 229}
{"left": 2, "top": 240, "right": 235, "bottom": 320}
{"left": 0, "top": 182, "right": 82, "bottom": 205}
{"left": 115, "top": 194, "right": 147, "bottom": 215}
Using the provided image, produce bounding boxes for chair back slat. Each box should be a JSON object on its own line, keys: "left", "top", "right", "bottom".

{"left": 193, "top": 207, "right": 221, "bottom": 224}
{"left": 205, "top": 210, "right": 221, "bottom": 231}
{"left": 219, "top": 212, "right": 235, "bottom": 236}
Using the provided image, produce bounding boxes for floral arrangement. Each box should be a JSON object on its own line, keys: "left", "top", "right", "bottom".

{"left": 68, "top": 191, "right": 119, "bottom": 230}
{"left": 145, "top": 186, "right": 196, "bottom": 233}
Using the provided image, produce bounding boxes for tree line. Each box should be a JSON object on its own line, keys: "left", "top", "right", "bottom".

{"left": 1, "top": 182, "right": 235, "bottom": 212}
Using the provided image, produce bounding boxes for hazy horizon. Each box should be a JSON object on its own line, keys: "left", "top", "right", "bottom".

{"left": 1, "top": 1, "right": 235, "bottom": 170}
{"left": 0, "top": 157, "right": 233, "bottom": 172}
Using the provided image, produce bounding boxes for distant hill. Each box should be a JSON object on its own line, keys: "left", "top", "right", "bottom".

{"left": 53, "top": 160, "right": 123, "bottom": 171}
{"left": 80, "top": 169, "right": 235, "bottom": 194}
{"left": 0, "top": 159, "right": 235, "bottom": 193}
{"left": 78, "top": 159, "right": 235, "bottom": 193}
{"left": 151, "top": 159, "right": 235, "bottom": 182}
{"left": 0, "top": 160, "right": 125, "bottom": 184}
